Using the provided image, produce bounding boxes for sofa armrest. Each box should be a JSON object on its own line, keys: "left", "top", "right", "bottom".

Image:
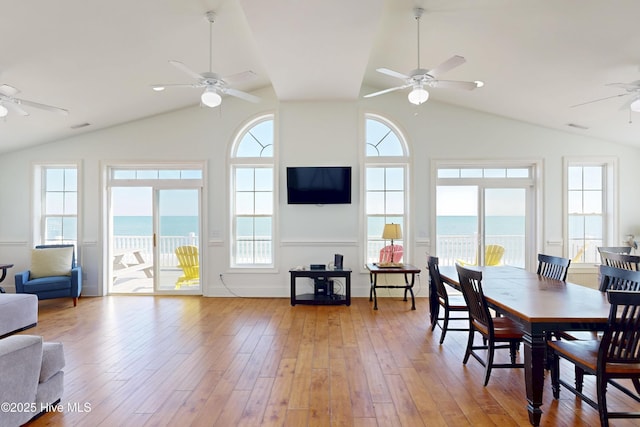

{"left": 14, "top": 270, "right": 31, "bottom": 293}
{"left": 71, "top": 266, "right": 82, "bottom": 297}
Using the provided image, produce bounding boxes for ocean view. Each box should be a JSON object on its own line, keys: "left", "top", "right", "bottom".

{"left": 114, "top": 216, "right": 199, "bottom": 236}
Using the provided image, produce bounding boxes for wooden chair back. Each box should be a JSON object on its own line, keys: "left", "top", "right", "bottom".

{"left": 600, "top": 251, "right": 640, "bottom": 271}
{"left": 601, "top": 290, "right": 640, "bottom": 368}
{"left": 536, "top": 253, "right": 571, "bottom": 281}
{"left": 428, "top": 256, "right": 448, "bottom": 304}
{"left": 597, "top": 246, "right": 632, "bottom": 264}
{"left": 456, "top": 264, "right": 492, "bottom": 333}
{"left": 598, "top": 264, "right": 640, "bottom": 292}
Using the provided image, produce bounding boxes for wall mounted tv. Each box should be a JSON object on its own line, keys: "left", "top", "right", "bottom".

{"left": 286, "top": 166, "right": 352, "bottom": 205}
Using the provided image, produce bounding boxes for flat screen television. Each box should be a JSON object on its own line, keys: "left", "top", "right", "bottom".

{"left": 286, "top": 166, "right": 352, "bottom": 205}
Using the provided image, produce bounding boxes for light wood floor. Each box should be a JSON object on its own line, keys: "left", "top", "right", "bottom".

{"left": 20, "top": 295, "right": 638, "bottom": 426}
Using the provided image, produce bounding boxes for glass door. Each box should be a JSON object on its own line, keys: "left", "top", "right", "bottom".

{"left": 110, "top": 187, "right": 154, "bottom": 294}
{"left": 109, "top": 187, "right": 201, "bottom": 294}
{"left": 436, "top": 186, "right": 529, "bottom": 268}
{"left": 157, "top": 189, "right": 200, "bottom": 292}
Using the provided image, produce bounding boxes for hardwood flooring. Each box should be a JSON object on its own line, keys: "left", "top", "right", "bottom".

{"left": 20, "top": 295, "right": 639, "bottom": 426}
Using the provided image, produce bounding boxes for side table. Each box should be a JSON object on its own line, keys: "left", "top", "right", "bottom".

{"left": 0, "top": 264, "right": 14, "bottom": 293}
{"left": 366, "top": 263, "right": 421, "bottom": 310}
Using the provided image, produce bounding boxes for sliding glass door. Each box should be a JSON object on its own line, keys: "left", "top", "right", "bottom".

{"left": 107, "top": 166, "right": 203, "bottom": 295}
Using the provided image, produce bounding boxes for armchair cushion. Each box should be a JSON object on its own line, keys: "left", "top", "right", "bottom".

{"left": 30, "top": 246, "right": 73, "bottom": 278}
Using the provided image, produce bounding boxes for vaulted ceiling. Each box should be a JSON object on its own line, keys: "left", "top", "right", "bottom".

{"left": 1, "top": 0, "right": 639, "bottom": 153}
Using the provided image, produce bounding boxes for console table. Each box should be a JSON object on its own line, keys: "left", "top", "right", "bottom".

{"left": 366, "top": 263, "right": 421, "bottom": 310}
{"left": 289, "top": 268, "right": 351, "bottom": 306}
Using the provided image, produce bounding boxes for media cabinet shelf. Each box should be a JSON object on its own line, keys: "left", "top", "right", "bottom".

{"left": 289, "top": 268, "right": 351, "bottom": 306}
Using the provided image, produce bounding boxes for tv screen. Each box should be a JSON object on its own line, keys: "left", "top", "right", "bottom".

{"left": 287, "top": 166, "right": 352, "bottom": 205}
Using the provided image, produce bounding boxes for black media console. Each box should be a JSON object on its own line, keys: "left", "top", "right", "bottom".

{"left": 289, "top": 268, "right": 351, "bottom": 306}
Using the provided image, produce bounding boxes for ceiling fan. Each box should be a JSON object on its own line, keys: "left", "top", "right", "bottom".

{"left": 364, "top": 7, "right": 483, "bottom": 105}
{"left": 152, "top": 11, "right": 260, "bottom": 107}
{"left": 571, "top": 80, "right": 640, "bottom": 112}
{"left": 0, "top": 84, "right": 69, "bottom": 117}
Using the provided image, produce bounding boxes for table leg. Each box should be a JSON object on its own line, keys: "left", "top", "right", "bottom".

{"left": 523, "top": 330, "right": 546, "bottom": 426}
{"left": 290, "top": 274, "right": 296, "bottom": 306}
{"left": 346, "top": 274, "right": 351, "bottom": 306}
{"left": 406, "top": 273, "right": 416, "bottom": 310}
{"left": 371, "top": 273, "right": 379, "bottom": 310}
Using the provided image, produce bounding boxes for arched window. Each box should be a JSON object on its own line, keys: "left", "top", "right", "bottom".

{"left": 364, "top": 114, "right": 409, "bottom": 263}
{"left": 230, "top": 114, "right": 275, "bottom": 267}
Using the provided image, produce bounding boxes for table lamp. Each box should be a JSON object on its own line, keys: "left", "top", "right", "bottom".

{"left": 381, "top": 223, "right": 402, "bottom": 266}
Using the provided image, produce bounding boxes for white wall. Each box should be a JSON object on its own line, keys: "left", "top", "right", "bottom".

{"left": 1, "top": 86, "right": 640, "bottom": 298}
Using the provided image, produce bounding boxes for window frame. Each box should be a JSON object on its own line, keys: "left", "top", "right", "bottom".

{"left": 229, "top": 113, "right": 276, "bottom": 270}
{"left": 33, "top": 162, "right": 82, "bottom": 252}
{"left": 563, "top": 157, "right": 617, "bottom": 265}
{"left": 363, "top": 113, "right": 410, "bottom": 265}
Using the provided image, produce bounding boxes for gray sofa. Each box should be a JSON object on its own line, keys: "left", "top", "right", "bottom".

{"left": 0, "top": 293, "right": 38, "bottom": 338}
{"left": 0, "top": 335, "right": 65, "bottom": 427}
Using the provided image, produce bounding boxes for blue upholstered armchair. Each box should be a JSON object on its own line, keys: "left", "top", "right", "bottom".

{"left": 15, "top": 244, "right": 82, "bottom": 307}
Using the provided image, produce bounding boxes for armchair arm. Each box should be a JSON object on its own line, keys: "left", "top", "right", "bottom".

{"left": 71, "top": 266, "right": 82, "bottom": 298}
{"left": 14, "top": 270, "right": 31, "bottom": 293}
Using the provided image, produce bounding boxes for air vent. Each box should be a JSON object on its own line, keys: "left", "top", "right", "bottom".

{"left": 70, "top": 122, "right": 91, "bottom": 129}
{"left": 566, "top": 123, "right": 589, "bottom": 130}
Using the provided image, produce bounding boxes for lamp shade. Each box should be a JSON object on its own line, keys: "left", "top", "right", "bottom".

{"left": 408, "top": 87, "right": 429, "bottom": 105}
{"left": 382, "top": 223, "right": 402, "bottom": 240}
{"left": 201, "top": 87, "right": 222, "bottom": 107}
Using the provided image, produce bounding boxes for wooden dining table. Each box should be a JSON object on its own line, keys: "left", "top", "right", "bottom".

{"left": 437, "top": 265, "right": 610, "bottom": 426}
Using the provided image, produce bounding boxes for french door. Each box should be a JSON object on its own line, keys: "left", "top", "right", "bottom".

{"left": 435, "top": 164, "right": 537, "bottom": 269}
{"left": 107, "top": 166, "right": 203, "bottom": 295}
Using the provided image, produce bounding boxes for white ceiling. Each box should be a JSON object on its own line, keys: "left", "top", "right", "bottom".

{"left": 1, "top": 0, "right": 640, "bottom": 153}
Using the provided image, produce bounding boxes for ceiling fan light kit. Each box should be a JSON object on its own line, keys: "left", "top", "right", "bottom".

{"left": 408, "top": 86, "right": 429, "bottom": 105}
{"left": 201, "top": 87, "right": 222, "bottom": 107}
{"left": 630, "top": 98, "right": 640, "bottom": 112}
{"left": 0, "top": 104, "right": 8, "bottom": 118}
{"left": 364, "top": 7, "right": 481, "bottom": 105}
{"left": 152, "top": 10, "right": 260, "bottom": 108}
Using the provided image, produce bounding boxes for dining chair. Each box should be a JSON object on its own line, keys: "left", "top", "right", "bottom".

{"left": 599, "top": 264, "right": 640, "bottom": 292}
{"left": 427, "top": 256, "right": 469, "bottom": 344}
{"left": 536, "top": 253, "right": 571, "bottom": 281}
{"left": 597, "top": 246, "right": 632, "bottom": 264}
{"left": 599, "top": 251, "right": 640, "bottom": 271}
{"left": 455, "top": 264, "right": 524, "bottom": 386}
{"left": 548, "top": 290, "right": 640, "bottom": 427}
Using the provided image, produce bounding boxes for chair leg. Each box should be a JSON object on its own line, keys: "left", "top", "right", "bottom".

{"left": 633, "top": 378, "right": 640, "bottom": 395}
{"left": 550, "top": 352, "right": 560, "bottom": 399}
{"left": 509, "top": 341, "right": 518, "bottom": 365}
{"left": 73, "top": 297, "right": 78, "bottom": 307}
{"left": 596, "top": 375, "right": 609, "bottom": 427}
{"left": 463, "top": 328, "right": 474, "bottom": 364}
{"left": 439, "top": 308, "right": 450, "bottom": 345}
{"left": 575, "top": 366, "right": 585, "bottom": 393}
{"left": 484, "top": 339, "right": 495, "bottom": 386}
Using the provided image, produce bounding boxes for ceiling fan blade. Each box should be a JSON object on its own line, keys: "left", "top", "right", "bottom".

{"left": 4, "top": 101, "right": 30, "bottom": 116}
{"left": 570, "top": 93, "right": 629, "bottom": 108}
{"left": 222, "top": 70, "right": 257, "bottom": 85}
{"left": 0, "top": 84, "right": 20, "bottom": 97}
{"left": 16, "top": 98, "right": 69, "bottom": 115}
{"left": 169, "top": 60, "right": 204, "bottom": 81}
{"left": 376, "top": 68, "right": 410, "bottom": 80}
{"left": 364, "top": 85, "right": 410, "bottom": 98}
{"left": 427, "top": 55, "right": 466, "bottom": 78}
{"left": 151, "top": 83, "right": 201, "bottom": 90}
{"left": 431, "top": 80, "right": 478, "bottom": 90}
{"left": 222, "top": 87, "right": 260, "bottom": 103}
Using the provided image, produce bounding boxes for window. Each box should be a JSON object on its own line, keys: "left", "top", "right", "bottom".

{"left": 231, "top": 115, "right": 275, "bottom": 267}
{"left": 434, "top": 163, "right": 537, "bottom": 268}
{"left": 34, "top": 165, "right": 79, "bottom": 246}
{"left": 364, "top": 114, "right": 408, "bottom": 263}
{"left": 565, "top": 159, "right": 616, "bottom": 264}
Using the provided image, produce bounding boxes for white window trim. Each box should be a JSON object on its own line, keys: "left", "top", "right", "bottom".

{"left": 563, "top": 156, "right": 618, "bottom": 266}
{"left": 363, "top": 113, "right": 411, "bottom": 268}
{"left": 229, "top": 113, "right": 277, "bottom": 271}
{"left": 32, "top": 161, "right": 83, "bottom": 254}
